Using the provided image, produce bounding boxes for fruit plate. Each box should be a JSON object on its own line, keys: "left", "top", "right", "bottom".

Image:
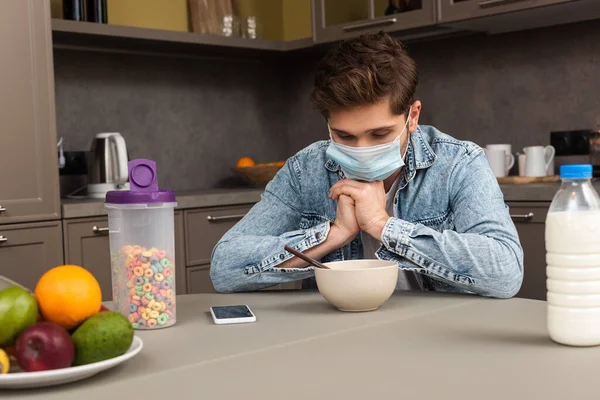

{"left": 0, "top": 335, "right": 143, "bottom": 390}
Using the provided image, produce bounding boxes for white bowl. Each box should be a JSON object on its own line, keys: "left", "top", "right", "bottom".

{"left": 315, "top": 260, "right": 399, "bottom": 312}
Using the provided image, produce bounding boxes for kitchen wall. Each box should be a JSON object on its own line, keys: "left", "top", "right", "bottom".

{"left": 284, "top": 19, "right": 600, "bottom": 154}
{"left": 54, "top": 19, "right": 600, "bottom": 192}
{"left": 53, "top": 50, "right": 290, "bottom": 191}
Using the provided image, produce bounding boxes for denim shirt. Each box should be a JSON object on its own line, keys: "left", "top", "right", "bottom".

{"left": 210, "top": 125, "right": 524, "bottom": 298}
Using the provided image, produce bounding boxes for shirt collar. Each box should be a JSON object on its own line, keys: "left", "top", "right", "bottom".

{"left": 324, "top": 125, "right": 437, "bottom": 184}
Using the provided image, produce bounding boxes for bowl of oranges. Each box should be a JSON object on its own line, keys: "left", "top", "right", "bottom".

{"left": 233, "top": 157, "right": 286, "bottom": 187}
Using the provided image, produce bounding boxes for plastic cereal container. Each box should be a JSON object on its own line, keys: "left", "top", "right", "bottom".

{"left": 105, "top": 159, "right": 177, "bottom": 330}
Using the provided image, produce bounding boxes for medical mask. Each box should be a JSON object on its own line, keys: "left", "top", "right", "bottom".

{"left": 326, "top": 107, "right": 412, "bottom": 182}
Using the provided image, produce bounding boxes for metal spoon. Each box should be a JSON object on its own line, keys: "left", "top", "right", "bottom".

{"left": 284, "top": 246, "right": 330, "bottom": 269}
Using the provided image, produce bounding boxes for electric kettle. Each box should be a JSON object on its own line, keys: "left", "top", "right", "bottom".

{"left": 87, "top": 132, "right": 129, "bottom": 199}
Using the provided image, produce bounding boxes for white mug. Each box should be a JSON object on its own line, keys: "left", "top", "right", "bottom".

{"left": 486, "top": 144, "right": 514, "bottom": 177}
{"left": 518, "top": 153, "right": 527, "bottom": 177}
{"left": 486, "top": 148, "right": 515, "bottom": 178}
{"left": 523, "top": 145, "right": 555, "bottom": 177}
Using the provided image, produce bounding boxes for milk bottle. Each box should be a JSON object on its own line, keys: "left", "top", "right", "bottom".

{"left": 546, "top": 164, "right": 600, "bottom": 346}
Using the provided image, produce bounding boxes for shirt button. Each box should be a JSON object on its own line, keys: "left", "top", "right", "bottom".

{"left": 389, "top": 241, "right": 397, "bottom": 248}
{"left": 280, "top": 254, "right": 285, "bottom": 260}
{"left": 316, "top": 232, "right": 322, "bottom": 239}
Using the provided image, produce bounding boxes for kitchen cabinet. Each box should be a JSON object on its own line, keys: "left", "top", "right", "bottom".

{"left": 312, "top": 0, "right": 437, "bottom": 44}
{"left": 0, "top": 221, "right": 64, "bottom": 290}
{"left": 508, "top": 202, "right": 549, "bottom": 301}
{"left": 0, "top": 0, "right": 61, "bottom": 224}
{"left": 63, "top": 217, "right": 113, "bottom": 301}
{"left": 64, "top": 212, "right": 186, "bottom": 300}
{"left": 184, "top": 205, "right": 302, "bottom": 292}
{"left": 439, "top": 0, "right": 578, "bottom": 23}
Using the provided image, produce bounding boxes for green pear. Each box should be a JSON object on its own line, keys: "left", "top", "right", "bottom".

{"left": 0, "top": 286, "right": 39, "bottom": 347}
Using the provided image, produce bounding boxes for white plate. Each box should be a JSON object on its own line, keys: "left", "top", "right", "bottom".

{"left": 0, "top": 335, "right": 143, "bottom": 389}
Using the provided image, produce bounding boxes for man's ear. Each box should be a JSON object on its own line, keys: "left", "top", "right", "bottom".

{"left": 408, "top": 100, "right": 422, "bottom": 133}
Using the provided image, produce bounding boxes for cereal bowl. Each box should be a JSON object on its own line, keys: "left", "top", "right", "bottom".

{"left": 314, "top": 260, "right": 399, "bottom": 312}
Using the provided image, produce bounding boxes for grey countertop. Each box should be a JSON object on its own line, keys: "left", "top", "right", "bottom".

{"left": 10, "top": 292, "right": 600, "bottom": 399}
{"left": 61, "top": 187, "right": 264, "bottom": 219}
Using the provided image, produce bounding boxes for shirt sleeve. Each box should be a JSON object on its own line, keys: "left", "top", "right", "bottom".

{"left": 379, "top": 150, "right": 524, "bottom": 298}
{"left": 210, "top": 156, "right": 329, "bottom": 293}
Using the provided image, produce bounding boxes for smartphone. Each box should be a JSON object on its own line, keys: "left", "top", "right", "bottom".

{"left": 210, "top": 305, "right": 256, "bottom": 325}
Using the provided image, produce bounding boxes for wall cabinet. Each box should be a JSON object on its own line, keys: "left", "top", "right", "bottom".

{"left": 0, "top": 221, "right": 64, "bottom": 290}
{"left": 508, "top": 202, "right": 549, "bottom": 301}
{"left": 312, "top": 0, "right": 437, "bottom": 44}
{"left": 0, "top": 0, "right": 61, "bottom": 224}
{"left": 64, "top": 212, "right": 186, "bottom": 300}
{"left": 439, "top": 0, "right": 579, "bottom": 23}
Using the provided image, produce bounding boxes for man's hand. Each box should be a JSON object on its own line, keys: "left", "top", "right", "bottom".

{"left": 329, "top": 180, "right": 390, "bottom": 240}
{"left": 330, "top": 194, "right": 360, "bottom": 247}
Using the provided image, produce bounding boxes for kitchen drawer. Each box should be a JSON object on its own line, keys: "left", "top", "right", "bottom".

{"left": 184, "top": 204, "right": 254, "bottom": 266}
{"left": 0, "top": 221, "right": 63, "bottom": 290}
{"left": 506, "top": 202, "right": 550, "bottom": 301}
{"left": 507, "top": 202, "right": 549, "bottom": 224}
{"left": 63, "top": 217, "right": 112, "bottom": 300}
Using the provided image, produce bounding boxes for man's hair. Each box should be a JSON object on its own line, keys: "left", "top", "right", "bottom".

{"left": 310, "top": 31, "right": 418, "bottom": 117}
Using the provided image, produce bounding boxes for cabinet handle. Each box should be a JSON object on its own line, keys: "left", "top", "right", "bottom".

{"left": 0, "top": 236, "right": 7, "bottom": 243}
{"left": 0, "top": 206, "right": 6, "bottom": 213}
{"left": 510, "top": 212, "right": 534, "bottom": 221}
{"left": 342, "top": 18, "right": 397, "bottom": 32}
{"left": 92, "top": 226, "right": 109, "bottom": 234}
{"left": 206, "top": 214, "right": 246, "bottom": 223}
{"left": 479, "top": 0, "right": 528, "bottom": 8}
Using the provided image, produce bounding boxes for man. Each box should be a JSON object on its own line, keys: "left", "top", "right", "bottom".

{"left": 210, "top": 32, "right": 523, "bottom": 298}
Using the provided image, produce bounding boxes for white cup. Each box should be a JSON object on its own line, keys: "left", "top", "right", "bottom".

{"left": 518, "top": 153, "right": 527, "bottom": 177}
{"left": 485, "top": 144, "right": 514, "bottom": 177}
{"left": 486, "top": 148, "right": 515, "bottom": 178}
{"left": 523, "top": 145, "right": 555, "bottom": 177}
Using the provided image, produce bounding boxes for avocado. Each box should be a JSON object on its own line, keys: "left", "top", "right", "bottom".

{"left": 71, "top": 311, "right": 134, "bottom": 366}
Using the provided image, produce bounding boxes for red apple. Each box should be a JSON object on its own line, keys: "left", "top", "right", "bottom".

{"left": 15, "top": 322, "right": 75, "bottom": 372}
{"left": 99, "top": 305, "right": 110, "bottom": 312}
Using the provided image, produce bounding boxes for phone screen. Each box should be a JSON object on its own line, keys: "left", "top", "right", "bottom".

{"left": 212, "top": 305, "right": 253, "bottom": 319}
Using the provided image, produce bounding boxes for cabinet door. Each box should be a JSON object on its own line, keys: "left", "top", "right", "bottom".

{"left": 508, "top": 202, "right": 549, "bottom": 301}
{"left": 64, "top": 212, "right": 187, "bottom": 300}
{"left": 184, "top": 205, "right": 255, "bottom": 266}
{"left": 0, "top": 0, "right": 60, "bottom": 224}
{"left": 63, "top": 218, "right": 113, "bottom": 301}
{"left": 0, "top": 222, "right": 63, "bottom": 290}
{"left": 313, "top": 0, "right": 436, "bottom": 43}
{"left": 439, "top": 0, "right": 574, "bottom": 23}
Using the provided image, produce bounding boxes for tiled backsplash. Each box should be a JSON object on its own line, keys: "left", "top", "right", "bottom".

{"left": 54, "top": 20, "right": 600, "bottom": 191}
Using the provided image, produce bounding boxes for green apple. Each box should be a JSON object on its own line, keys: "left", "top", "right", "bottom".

{"left": 0, "top": 286, "right": 39, "bottom": 347}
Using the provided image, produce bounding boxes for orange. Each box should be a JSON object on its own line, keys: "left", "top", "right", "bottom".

{"left": 34, "top": 265, "right": 102, "bottom": 330}
{"left": 236, "top": 157, "right": 255, "bottom": 168}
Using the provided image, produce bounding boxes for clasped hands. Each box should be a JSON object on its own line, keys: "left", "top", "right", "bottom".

{"left": 327, "top": 180, "right": 391, "bottom": 247}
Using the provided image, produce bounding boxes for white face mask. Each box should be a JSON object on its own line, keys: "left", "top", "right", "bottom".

{"left": 325, "top": 107, "right": 412, "bottom": 182}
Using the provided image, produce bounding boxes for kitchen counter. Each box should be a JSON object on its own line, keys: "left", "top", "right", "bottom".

{"left": 10, "top": 291, "right": 600, "bottom": 399}
{"left": 61, "top": 188, "right": 264, "bottom": 219}
{"left": 61, "top": 180, "right": 600, "bottom": 219}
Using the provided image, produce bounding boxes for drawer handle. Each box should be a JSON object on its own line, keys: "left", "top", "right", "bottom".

{"left": 0, "top": 236, "right": 7, "bottom": 243}
{"left": 342, "top": 18, "right": 397, "bottom": 32}
{"left": 510, "top": 212, "right": 534, "bottom": 221}
{"left": 479, "top": 0, "right": 528, "bottom": 8}
{"left": 0, "top": 206, "right": 6, "bottom": 213}
{"left": 92, "top": 226, "right": 109, "bottom": 234}
{"left": 206, "top": 214, "right": 246, "bottom": 223}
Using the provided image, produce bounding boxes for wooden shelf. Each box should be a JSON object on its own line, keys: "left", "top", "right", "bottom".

{"left": 51, "top": 19, "right": 314, "bottom": 58}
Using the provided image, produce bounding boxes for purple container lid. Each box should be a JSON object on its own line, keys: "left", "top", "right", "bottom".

{"left": 105, "top": 159, "right": 176, "bottom": 204}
